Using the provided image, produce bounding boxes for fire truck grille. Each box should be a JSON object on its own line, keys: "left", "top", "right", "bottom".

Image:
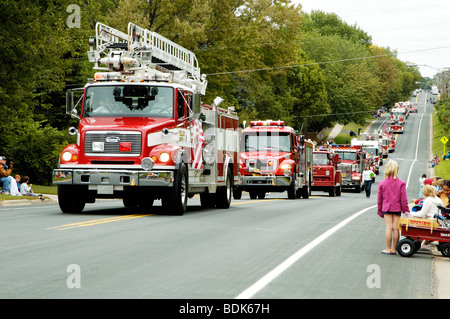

{"left": 85, "top": 131, "right": 141, "bottom": 156}
{"left": 337, "top": 164, "right": 351, "bottom": 178}
{"left": 246, "top": 159, "right": 277, "bottom": 172}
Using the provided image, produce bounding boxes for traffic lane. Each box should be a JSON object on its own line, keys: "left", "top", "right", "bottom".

{"left": 250, "top": 207, "right": 434, "bottom": 299}
{"left": 0, "top": 193, "right": 379, "bottom": 298}
{"left": 249, "top": 166, "right": 434, "bottom": 299}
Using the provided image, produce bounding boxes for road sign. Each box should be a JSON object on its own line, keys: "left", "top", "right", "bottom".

{"left": 441, "top": 136, "right": 448, "bottom": 155}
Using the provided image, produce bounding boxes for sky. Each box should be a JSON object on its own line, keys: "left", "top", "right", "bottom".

{"left": 292, "top": 0, "right": 450, "bottom": 78}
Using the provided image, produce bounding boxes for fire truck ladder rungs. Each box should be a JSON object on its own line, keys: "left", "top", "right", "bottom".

{"left": 127, "top": 23, "right": 201, "bottom": 82}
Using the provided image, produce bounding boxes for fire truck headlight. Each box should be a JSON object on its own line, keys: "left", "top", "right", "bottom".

{"left": 280, "top": 163, "right": 291, "bottom": 170}
{"left": 325, "top": 170, "right": 330, "bottom": 176}
{"left": 159, "top": 152, "right": 171, "bottom": 163}
{"left": 62, "top": 151, "right": 74, "bottom": 162}
{"left": 141, "top": 157, "right": 154, "bottom": 171}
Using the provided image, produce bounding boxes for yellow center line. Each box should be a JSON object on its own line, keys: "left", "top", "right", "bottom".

{"left": 47, "top": 214, "right": 154, "bottom": 230}
{"left": 49, "top": 196, "right": 321, "bottom": 230}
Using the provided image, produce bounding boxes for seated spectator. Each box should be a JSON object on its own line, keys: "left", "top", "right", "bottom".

{"left": 410, "top": 185, "right": 443, "bottom": 219}
{"left": 444, "top": 152, "right": 450, "bottom": 160}
{"left": 437, "top": 180, "right": 450, "bottom": 208}
{"left": 20, "top": 176, "right": 43, "bottom": 199}
{"left": 0, "top": 156, "right": 13, "bottom": 194}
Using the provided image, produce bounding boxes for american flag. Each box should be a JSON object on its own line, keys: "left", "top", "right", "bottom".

{"left": 192, "top": 119, "right": 205, "bottom": 169}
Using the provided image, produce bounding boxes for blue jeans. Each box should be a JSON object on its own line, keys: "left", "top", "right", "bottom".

{"left": 364, "top": 180, "right": 372, "bottom": 198}
{"left": 0, "top": 176, "right": 11, "bottom": 193}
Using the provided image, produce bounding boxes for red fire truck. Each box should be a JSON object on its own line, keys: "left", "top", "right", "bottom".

{"left": 389, "top": 106, "right": 407, "bottom": 133}
{"left": 352, "top": 137, "right": 382, "bottom": 174}
{"left": 53, "top": 23, "right": 240, "bottom": 215}
{"left": 233, "top": 120, "right": 313, "bottom": 200}
{"left": 312, "top": 148, "right": 342, "bottom": 196}
{"left": 330, "top": 145, "right": 366, "bottom": 192}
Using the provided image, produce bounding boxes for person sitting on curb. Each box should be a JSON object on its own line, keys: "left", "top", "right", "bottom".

{"left": 0, "top": 156, "right": 13, "bottom": 194}
{"left": 20, "top": 176, "right": 44, "bottom": 200}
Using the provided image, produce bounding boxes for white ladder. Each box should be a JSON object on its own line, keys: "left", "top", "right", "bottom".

{"left": 127, "top": 23, "right": 200, "bottom": 82}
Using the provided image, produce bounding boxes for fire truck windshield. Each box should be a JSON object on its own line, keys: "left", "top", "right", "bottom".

{"left": 336, "top": 151, "right": 356, "bottom": 161}
{"left": 242, "top": 132, "right": 291, "bottom": 152}
{"left": 83, "top": 85, "right": 174, "bottom": 118}
{"left": 313, "top": 153, "right": 328, "bottom": 165}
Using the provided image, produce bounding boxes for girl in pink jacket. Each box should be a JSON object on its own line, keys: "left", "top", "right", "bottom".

{"left": 377, "top": 160, "right": 410, "bottom": 255}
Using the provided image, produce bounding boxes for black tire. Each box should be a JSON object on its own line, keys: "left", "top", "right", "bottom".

{"left": 57, "top": 185, "right": 86, "bottom": 214}
{"left": 257, "top": 192, "right": 265, "bottom": 199}
{"left": 162, "top": 165, "right": 188, "bottom": 215}
{"left": 233, "top": 188, "right": 242, "bottom": 200}
{"left": 216, "top": 169, "right": 232, "bottom": 209}
{"left": 336, "top": 186, "right": 342, "bottom": 196}
{"left": 123, "top": 191, "right": 139, "bottom": 208}
{"left": 287, "top": 174, "right": 296, "bottom": 199}
{"left": 249, "top": 191, "right": 257, "bottom": 199}
{"left": 200, "top": 192, "right": 215, "bottom": 208}
{"left": 397, "top": 238, "right": 416, "bottom": 257}
{"left": 440, "top": 243, "right": 450, "bottom": 257}
{"left": 329, "top": 186, "right": 335, "bottom": 197}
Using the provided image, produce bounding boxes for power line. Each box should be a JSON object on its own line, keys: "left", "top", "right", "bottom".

{"left": 205, "top": 45, "right": 450, "bottom": 76}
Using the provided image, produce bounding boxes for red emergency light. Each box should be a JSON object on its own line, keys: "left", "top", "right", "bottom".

{"left": 249, "top": 120, "right": 285, "bottom": 127}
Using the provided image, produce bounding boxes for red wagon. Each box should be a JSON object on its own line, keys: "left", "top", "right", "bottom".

{"left": 396, "top": 207, "right": 450, "bottom": 258}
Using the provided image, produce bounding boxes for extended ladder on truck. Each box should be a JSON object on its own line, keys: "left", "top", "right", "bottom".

{"left": 87, "top": 22, "right": 206, "bottom": 94}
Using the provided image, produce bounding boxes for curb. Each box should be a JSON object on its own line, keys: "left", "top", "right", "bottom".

{"left": 0, "top": 194, "right": 57, "bottom": 206}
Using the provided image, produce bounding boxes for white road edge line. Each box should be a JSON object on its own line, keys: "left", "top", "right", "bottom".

{"left": 405, "top": 112, "right": 423, "bottom": 189}
{"left": 235, "top": 204, "right": 377, "bottom": 299}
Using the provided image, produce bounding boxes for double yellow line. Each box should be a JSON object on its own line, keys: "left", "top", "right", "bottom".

{"left": 48, "top": 197, "right": 315, "bottom": 230}
{"left": 47, "top": 214, "right": 153, "bottom": 230}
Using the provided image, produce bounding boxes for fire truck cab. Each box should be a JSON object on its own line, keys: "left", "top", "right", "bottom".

{"left": 234, "top": 120, "right": 313, "bottom": 200}
{"left": 351, "top": 139, "right": 382, "bottom": 175}
{"left": 312, "top": 148, "right": 342, "bottom": 196}
{"left": 331, "top": 145, "right": 366, "bottom": 192}
{"left": 53, "top": 23, "right": 239, "bottom": 215}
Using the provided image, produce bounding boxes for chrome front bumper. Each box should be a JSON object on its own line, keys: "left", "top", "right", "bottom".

{"left": 53, "top": 169, "right": 174, "bottom": 188}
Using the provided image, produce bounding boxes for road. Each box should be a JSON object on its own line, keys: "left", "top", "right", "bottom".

{"left": 0, "top": 92, "right": 444, "bottom": 303}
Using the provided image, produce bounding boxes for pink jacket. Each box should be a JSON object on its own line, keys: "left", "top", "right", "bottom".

{"left": 377, "top": 177, "right": 410, "bottom": 214}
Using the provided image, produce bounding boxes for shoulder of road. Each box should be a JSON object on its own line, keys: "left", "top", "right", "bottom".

{"left": 0, "top": 194, "right": 58, "bottom": 206}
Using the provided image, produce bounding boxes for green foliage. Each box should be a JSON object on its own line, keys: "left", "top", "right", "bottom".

{"left": 0, "top": 1, "right": 426, "bottom": 182}
{"left": 6, "top": 120, "right": 71, "bottom": 185}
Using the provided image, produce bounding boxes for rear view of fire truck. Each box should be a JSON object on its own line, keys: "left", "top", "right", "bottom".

{"left": 234, "top": 120, "right": 313, "bottom": 200}
{"left": 53, "top": 23, "right": 239, "bottom": 215}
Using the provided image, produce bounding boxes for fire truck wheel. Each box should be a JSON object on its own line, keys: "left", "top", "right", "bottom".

{"left": 200, "top": 192, "right": 215, "bottom": 208}
{"left": 257, "top": 192, "right": 265, "bottom": 199}
{"left": 336, "top": 186, "right": 342, "bottom": 196}
{"left": 233, "top": 188, "right": 242, "bottom": 200}
{"left": 287, "top": 174, "right": 296, "bottom": 200}
{"left": 328, "top": 187, "right": 335, "bottom": 197}
{"left": 216, "top": 169, "right": 232, "bottom": 209}
{"left": 249, "top": 192, "right": 257, "bottom": 199}
{"left": 162, "top": 165, "right": 188, "bottom": 215}
{"left": 57, "top": 185, "right": 86, "bottom": 214}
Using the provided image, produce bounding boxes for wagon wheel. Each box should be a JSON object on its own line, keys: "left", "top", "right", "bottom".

{"left": 397, "top": 238, "right": 416, "bottom": 257}
{"left": 440, "top": 243, "right": 450, "bottom": 257}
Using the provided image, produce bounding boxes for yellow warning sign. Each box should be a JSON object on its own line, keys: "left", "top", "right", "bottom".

{"left": 441, "top": 136, "right": 448, "bottom": 144}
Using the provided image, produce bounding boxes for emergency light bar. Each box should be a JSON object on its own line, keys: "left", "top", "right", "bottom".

{"left": 249, "top": 120, "right": 285, "bottom": 127}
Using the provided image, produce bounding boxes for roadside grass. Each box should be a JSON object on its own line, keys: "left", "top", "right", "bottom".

{"left": 432, "top": 115, "right": 450, "bottom": 179}
{"left": 333, "top": 119, "right": 373, "bottom": 144}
